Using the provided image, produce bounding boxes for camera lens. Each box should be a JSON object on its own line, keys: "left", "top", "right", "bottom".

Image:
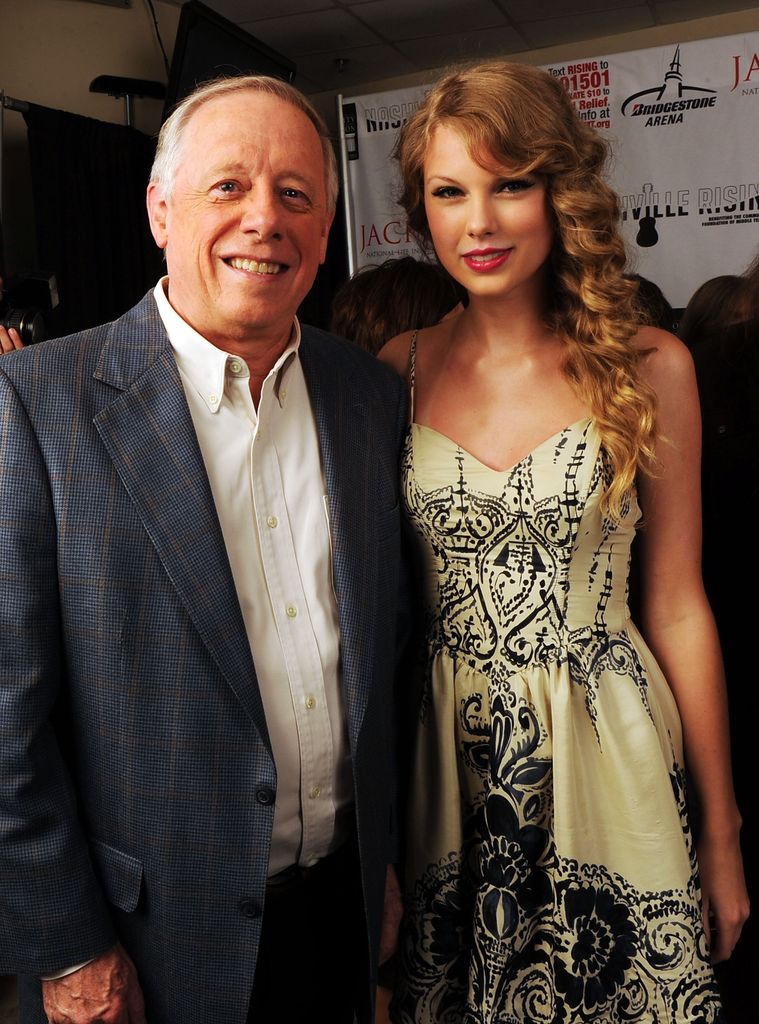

{"left": 0, "top": 307, "right": 46, "bottom": 345}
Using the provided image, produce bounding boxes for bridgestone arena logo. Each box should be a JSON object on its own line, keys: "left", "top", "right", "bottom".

{"left": 629, "top": 97, "right": 716, "bottom": 116}
{"left": 621, "top": 45, "right": 716, "bottom": 126}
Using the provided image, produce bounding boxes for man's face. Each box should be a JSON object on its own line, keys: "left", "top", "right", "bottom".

{"left": 147, "top": 90, "right": 333, "bottom": 350}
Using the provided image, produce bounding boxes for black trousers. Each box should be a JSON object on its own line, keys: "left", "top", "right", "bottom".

{"left": 248, "top": 837, "right": 369, "bottom": 1023}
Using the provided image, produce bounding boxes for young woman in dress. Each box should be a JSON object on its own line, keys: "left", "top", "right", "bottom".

{"left": 379, "top": 61, "right": 748, "bottom": 1024}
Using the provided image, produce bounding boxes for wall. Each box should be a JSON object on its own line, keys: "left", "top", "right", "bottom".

{"left": 0, "top": 0, "right": 180, "bottom": 275}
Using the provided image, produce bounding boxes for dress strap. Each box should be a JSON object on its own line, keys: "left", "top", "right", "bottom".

{"left": 408, "top": 329, "right": 418, "bottom": 423}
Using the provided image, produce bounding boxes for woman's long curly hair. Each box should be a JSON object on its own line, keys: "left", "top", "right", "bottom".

{"left": 395, "top": 61, "right": 658, "bottom": 520}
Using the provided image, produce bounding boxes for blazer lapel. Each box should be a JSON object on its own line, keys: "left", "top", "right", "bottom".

{"left": 300, "top": 330, "right": 377, "bottom": 745}
{"left": 92, "top": 295, "right": 270, "bottom": 746}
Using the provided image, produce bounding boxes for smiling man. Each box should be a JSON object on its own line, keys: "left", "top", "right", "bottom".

{"left": 0, "top": 77, "right": 408, "bottom": 1024}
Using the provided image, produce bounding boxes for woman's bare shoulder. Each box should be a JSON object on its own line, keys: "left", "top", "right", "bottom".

{"left": 378, "top": 320, "right": 454, "bottom": 379}
{"left": 377, "top": 329, "right": 415, "bottom": 378}
{"left": 632, "top": 325, "right": 695, "bottom": 391}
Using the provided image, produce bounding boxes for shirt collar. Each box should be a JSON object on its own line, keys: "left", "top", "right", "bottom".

{"left": 153, "top": 277, "right": 301, "bottom": 413}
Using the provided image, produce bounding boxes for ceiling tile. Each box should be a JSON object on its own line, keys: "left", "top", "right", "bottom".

{"left": 206, "top": 0, "right": 338, "bottom": 20}
{"left": 356, "top": 0, "right": 507, "bottom": 40}
{"left": 295, "top": 44, "right": 419, "bottom": 91}
{"left": 499, "top": 0, "right": 639, "bottom": 19}
{"left": 654, "top": 0, "right": 759, "bottom": 23}
{"left": 521, "top": 5, "right": 654, "bottom": 48}
{"left": 395, "top": 23, "right": 528, "bottom": 69}
{"left": 240, "top": 9, "right": 382, "bottom": 56}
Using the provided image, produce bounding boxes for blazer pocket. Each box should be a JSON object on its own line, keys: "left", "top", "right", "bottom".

{"left": 89, "top": 838, "right": 144, "bottom": 913}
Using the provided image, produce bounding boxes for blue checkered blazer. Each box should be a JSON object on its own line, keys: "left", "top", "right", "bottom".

{"left": 0, "top": 292, "right": 410, "bottom": 1023}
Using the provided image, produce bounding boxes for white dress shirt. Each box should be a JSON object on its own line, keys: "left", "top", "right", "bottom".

{"left": 154, "top": 279, "right": 352, "bottom": 876}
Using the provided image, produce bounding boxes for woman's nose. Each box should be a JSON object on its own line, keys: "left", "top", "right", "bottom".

{"left": 466, "top": 195, "right": 497, "bottom": 237}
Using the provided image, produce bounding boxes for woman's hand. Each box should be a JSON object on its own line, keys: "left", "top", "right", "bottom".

{"left": 698, "top": 827, "right": 750, "bottom": 962}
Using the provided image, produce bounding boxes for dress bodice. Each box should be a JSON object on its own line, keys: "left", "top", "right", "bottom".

{"left": 402, "top": 417, "right": 640, "bottom": 685}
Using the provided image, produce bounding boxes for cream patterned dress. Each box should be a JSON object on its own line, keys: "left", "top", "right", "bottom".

{"left": 392, "top": 337, "right": 723, "bottom": 1023}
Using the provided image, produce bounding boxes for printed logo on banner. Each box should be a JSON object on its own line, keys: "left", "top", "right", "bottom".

{"left": 363, "top": 98, "right": 424, "bottom": 134}
{"left": 620, "top": 182, "right": 691, "bottom": 248}
{"left": 732, "top": 51, "right": 759, "bottom": 93}
{"left": 621, "top": 46, "right": 716, "bottom": 126}
{"left": 620, "top": 178, "right": 759, "bottom": 244}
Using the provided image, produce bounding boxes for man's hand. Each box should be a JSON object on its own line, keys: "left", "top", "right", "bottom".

{"left": 0, "top": 324, "right": 24, "bottom": 353}
{"left": 42, "top": 945, "right": 147, "bottom": 1024}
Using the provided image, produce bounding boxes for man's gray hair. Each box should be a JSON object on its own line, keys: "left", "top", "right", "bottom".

{"left": 150, "top": 75, "right": 339, "bottom": 212}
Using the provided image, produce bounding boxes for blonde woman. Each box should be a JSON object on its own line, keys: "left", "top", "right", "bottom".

{"left": 380, "top": 62, "right": 748, "bottom": 1023}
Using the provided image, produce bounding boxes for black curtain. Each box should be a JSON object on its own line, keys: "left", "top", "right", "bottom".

{"left": 297, "top": 194, "right": 349, "bottom": 332}
{"left": 23, "top": 104, "right": 163, "bottom": 337}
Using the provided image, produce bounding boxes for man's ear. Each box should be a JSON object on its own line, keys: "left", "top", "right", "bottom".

{"left": 146, "top": 183, "right": 169, "bottom": 250}
{"left": 319, "top": 207, "right": 336, "bottom": 265}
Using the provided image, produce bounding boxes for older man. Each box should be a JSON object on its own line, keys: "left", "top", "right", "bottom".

{"left": 0, "top": 76, "right": 408, "bottom": 1023}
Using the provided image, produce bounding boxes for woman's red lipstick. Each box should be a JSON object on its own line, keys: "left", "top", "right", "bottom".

{"left": 462, "top": 248, "right": 511, "bottom": 272}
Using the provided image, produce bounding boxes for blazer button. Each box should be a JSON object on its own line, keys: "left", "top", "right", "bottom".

{"left": 238, "top": 898, "right": 262, "bottom": 919}
{"left": 255, "top": 786, "right": 275, "bottom": 806}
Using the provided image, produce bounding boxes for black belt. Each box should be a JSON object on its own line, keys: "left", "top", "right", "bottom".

{"left": 266, "top": 842, "right": 352, "bottom": 896}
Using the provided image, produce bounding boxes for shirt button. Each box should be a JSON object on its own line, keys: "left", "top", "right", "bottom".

{"left": 255, "top": 786, "right": 275, "bottom": 806}
{"left": 286, "top": 604, "right": 297, "bottom": 618}
{"left": 230, "top": 360, "right": 243, "bottom": 374}
{"left": 267, "top": 515, "right": 278, "bottom": 529}
{"left": 280, "top": 387, "right": 287, "bottom": 401}
{"left": 305, "top": 696, "right": 316, "bottom": 710}
{"left": 208, "top": 394, "right": 218, "bottom": 405}
{"left": 238, "top": 898, "right": 262, "bottom": 919}
{"left": 310, "top": 786, "right": 321, "bottom": 799}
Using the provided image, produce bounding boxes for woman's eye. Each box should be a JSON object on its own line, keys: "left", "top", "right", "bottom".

{"left": 499, "top": 178, "right": 534, "bottom": 194}
{"left": 431, "top": 186, "right": 462, "bottom": 199}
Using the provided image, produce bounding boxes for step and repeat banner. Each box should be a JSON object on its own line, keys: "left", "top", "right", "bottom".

{"left": 339, "top": 32, "right": 759, "bottom": 308}
{"left": 339, "top": 85, "right": 430, "bottom": 269}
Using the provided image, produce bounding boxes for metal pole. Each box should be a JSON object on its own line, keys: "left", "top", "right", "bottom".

{"left": 335, "top": 93, "right": 356, "bottom": 278}
{"left": 1, "top": 95, "right": 30, "bottom": 113}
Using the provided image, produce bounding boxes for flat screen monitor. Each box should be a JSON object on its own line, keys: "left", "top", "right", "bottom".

{"left": 163, "top": 1, "right": 297, "bottom": 120}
